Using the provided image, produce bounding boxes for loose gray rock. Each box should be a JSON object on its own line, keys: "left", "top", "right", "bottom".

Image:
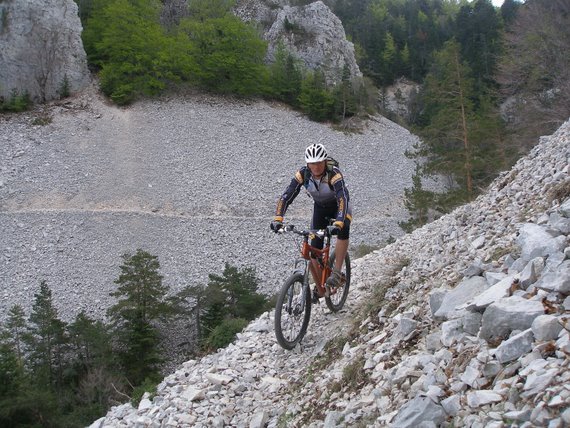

{"left": 480, "top": 297, "right": 544, "bottom": 342}
{"left": 391, "top": 396, "right": 446, "bottom": 428}
{"left": 434, "top": 276, "right": 489, "bottom": 321}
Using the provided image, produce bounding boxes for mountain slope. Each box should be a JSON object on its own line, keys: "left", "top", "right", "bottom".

{"left": 0, "top": 85, "right": 419, "bottom": 325}
{"left": 90, "top": 120, "right": 569, "bottom": 426}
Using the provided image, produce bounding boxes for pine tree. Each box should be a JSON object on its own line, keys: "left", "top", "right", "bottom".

{"left": 405, "top": 39, "right": 505, "bottom": 225}
{"left": 381, "top": 32, "right": 397, "bottom": 84}
{"left": 334, "top": 64, "right": 357, "bottom": 120}
{"left": 298, "top": 70, "right": 335, "bottom": 122}
{"left": 269, "top": 42, "right": 303, "bottom": 106}
{"left": 107, "top": 250, "right": 173, "bottom": 385}
{"left": 173, "top": 284, "right": 213, "bottom": 342}
{"left": 25, "top": 281, "right": 68, "bottom": 390}
{"left": 399, "top": 167, "right": 436, "bottom": 232}
{"left": 4, "top": 305, "right": 27, "bottom": 367}
{"left": 419, "top": 40, "right": 478, "bottom": 202}
{"left": 200, "top": 263, "right": 268, "bottom": 348}
{"left": 67, "top": 312, "right": 123, "bottom": 417}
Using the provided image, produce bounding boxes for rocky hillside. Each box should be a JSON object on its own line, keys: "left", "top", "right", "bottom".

{"left": 90, "top": 120, "right": 569, "bottom": 427}
{"left": 0, "top": 84, "right": 418, "bottom": 323}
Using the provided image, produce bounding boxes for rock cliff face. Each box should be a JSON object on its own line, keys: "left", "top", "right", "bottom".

{"left": 234, "top": 0, "right": 361, "bottom": 84}
{"left": 0, "top": 0, "right": 89, "bottom": 102}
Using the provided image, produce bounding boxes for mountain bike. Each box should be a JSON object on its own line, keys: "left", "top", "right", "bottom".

{"left": 274, "top": 224, "right": 351, "bottom": 350}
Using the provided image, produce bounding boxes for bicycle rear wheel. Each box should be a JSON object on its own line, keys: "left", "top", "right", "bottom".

{"left": 274, "top": 273, "right": 311, "bottom": 350}
{"left": 325, "top": 250, "right": 351, "bottom": 312}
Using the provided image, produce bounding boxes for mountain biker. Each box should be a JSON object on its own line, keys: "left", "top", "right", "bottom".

{"left": 271, "top": 143, "right": 352, "bottom": 298}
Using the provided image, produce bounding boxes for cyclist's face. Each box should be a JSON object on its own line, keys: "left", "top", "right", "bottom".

{"left": 307, "top": 161, "right": 326, "bottom": 178}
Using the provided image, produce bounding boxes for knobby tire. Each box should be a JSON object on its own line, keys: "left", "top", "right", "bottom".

{"left": 274, "top": 273, "right": 311, "bottom": 350}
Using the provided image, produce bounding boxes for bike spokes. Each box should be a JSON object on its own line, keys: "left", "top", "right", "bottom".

{"left": 275, "top": 273, "right": 311, "bottom": 350}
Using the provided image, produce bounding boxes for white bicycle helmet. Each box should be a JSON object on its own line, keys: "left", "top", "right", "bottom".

{"left": 304, "top": 143, "right": 328, "bottom": 163}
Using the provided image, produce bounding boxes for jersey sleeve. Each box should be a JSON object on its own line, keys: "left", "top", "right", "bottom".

{"left": 275, "top": 168, "right": 305, "bottom": 220}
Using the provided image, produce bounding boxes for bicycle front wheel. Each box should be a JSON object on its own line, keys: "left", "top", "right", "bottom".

{"left": 325, "top": 249, "right": 351, "bottom": 312}
{"left": 274, "top": 273, "right": 311, "bottom": 350}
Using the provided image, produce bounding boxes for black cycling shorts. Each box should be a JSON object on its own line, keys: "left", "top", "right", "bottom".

{"left": 310, "top": 203, "right": 351, "bottom": 249}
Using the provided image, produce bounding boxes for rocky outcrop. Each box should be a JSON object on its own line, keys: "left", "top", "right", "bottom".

{"left": 234, "top": 0, "right": 361, "bottom": 84}
{"left": 381, "top": 77, "right": 421, "bottom": 121}
{"left": 89, "top": 119, "right": 569, "bottom": 427}
{"left": 0, "top": 0, "right": 89, "bottom": 102}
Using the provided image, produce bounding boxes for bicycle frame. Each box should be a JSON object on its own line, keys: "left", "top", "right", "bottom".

{"left": 292, "top": 229, "right": 332, "bottom": 298}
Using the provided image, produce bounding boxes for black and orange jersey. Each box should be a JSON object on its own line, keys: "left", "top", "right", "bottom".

{"left": 274, "top": 166, "right": 352, "bottom": 226}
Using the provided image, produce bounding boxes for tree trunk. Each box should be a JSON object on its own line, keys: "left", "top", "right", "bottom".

{"left": 453, "top": 49, "right": 473, "bottom": 198}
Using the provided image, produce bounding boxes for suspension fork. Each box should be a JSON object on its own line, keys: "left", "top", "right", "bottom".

{"left": 291, "top": 258, "right": 310, "bottom": 310}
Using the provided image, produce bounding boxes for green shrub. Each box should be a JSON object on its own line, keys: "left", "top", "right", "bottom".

{"left": 0, "top": 89, "right": 31, "bottom": 112}
{"left": 204, "top": 317, "right": 248, "bottom": 350}
{"left": 131, "top": 377, "right": 157, "bottom": 406}
{"left": 32, "top": 115, "right": 52, "bottom": 126}
{"left": 58, "top": 74, "right": 71, "bottom": 99}
{"left": 341, "top": 356, "right": 368, "bottom": 391}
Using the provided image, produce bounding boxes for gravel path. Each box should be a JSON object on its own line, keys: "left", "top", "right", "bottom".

{"left": 0, "top": 87, "right": 418, "bottom": 322}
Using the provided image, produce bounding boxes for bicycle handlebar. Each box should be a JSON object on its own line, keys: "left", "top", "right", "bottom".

{"left": 278, "top": 224, "right": 327, "bottom": 239}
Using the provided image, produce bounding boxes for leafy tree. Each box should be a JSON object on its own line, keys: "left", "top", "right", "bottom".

{"left": 0, "top": 371, "right": 59, "bottom": 428}
{"left": 187, "top": 0, "right": 235, "bottom": 21}
{"left": 0, "top": 322, "right": 30, "bottom": 427}
{"left": 108, "top": 250, "right": 174, "bottom": 323}
{"left": 107, "top": 250, "right": 174, "bottom": 385}
{"left": 381, "top": 32, "right": 397, "bottom": 83}
{"left": 418, "top": 40, "right": 478, "bottom": 200}
{"left": 500, "top": 0, "right": 521, "bottom": 26}
{"left": 74, "top": 0, "right": 96, "bottom": 25}
{"left": 67, "top": 312, "right": 125, "bottom": 416}
{"left": 68, "top": 313, "right": 115, "bottom": 372}
{"left": 173, "top": 284, "right": 214, "bottom": 342}
{"left": 178, "top": 14, "right": 268, "bottom": 95}
{"left": 400, "top": 42, "right": 411, "bottom": 76}
{"left": 83, "top": 0, "right": 196, "bottom": 104}
{"left": 206, "top": 264, "right": 266, "bottom": 320}
{"left": 0, "top": 89, "right": 31, "bottom": 112}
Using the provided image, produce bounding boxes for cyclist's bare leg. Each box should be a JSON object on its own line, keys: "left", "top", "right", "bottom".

{"left": 334, "top": 238, "right": 349, "bottom": 272}
{"left": 325, "top": 238, "right": 349, "bottom": 296}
